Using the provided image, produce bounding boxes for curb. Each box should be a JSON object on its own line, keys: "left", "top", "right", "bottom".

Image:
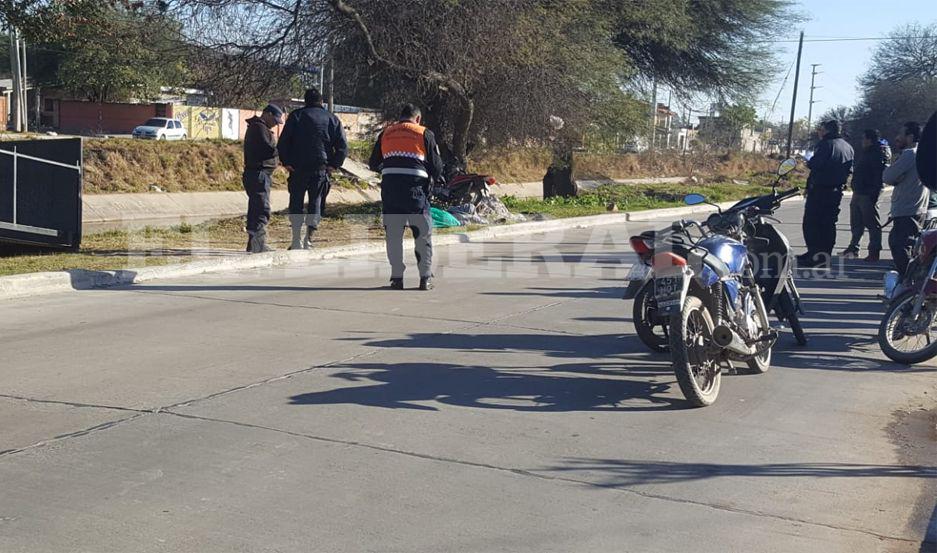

{"left": 0, "top": 197, "right": 785, "bottom": 301}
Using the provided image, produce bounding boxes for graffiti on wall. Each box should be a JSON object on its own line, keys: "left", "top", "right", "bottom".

{"left": 175, "top": 106, "right": 224, "bottom": 140}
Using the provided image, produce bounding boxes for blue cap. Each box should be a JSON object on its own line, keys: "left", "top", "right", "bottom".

{"left": 263, "top": 104, "right": 284, "bottom": 124}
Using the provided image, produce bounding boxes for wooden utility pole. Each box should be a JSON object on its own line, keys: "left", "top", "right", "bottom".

{"left": 9, "top": 29, "right": 22, "bottom": 132}
{"left": 785, "top": 31, "right": 804, "bottom": 158}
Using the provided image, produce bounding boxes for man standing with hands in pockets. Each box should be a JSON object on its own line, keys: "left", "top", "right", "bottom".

{"left": 278, "top": 87, "right": 348, "bottom": 250}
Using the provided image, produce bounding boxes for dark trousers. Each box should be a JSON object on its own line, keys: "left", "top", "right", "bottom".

{"left": 889, "top": 215, "right": 922, "bottom": 275}
{"left": 847, "top": 193, "right": 882, "bottom": 253}
{"left": 381, "top": 180, "right": 433, "bottom": 278}
{"left": 288, "top": 168, "right": 330, "bottom": 229}
{"left": 242, "top": 169, "right": 272, "bottom": 232}
{"left": 802, "top": 188, "right": 843, "bottom": 255}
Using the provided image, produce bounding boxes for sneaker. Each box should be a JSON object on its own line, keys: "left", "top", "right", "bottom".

{"left": 863, "top": 252, "right": 881, "bottom": 262}
{"left": 840, "top": 247, "right": 859, "bottom": 259}
{"left": 388, "top": 278, "right": 404, "bottom": 290}
{"left": 302, "top": 228, "right": 315, "bottom": 250}
{"left": 419, "top": 276, "right": 435, "bottom": 291}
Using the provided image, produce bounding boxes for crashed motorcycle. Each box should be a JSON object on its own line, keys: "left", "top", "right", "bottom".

{"left": 878, "top": 220, "right": 937, "bottom": 364}
{"left": 624, "top": 159, "right": 807, "bottom": 354}
{"left": 431, "top": 156, "right": 497, "bottom": 207}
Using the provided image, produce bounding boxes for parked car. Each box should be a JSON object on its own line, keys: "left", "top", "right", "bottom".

{"left": 132, "top": 118, "right": 187, "bottom": 140}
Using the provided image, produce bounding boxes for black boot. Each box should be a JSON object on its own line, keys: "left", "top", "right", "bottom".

{"left": 249, "top": 229, "right": 272, "bottom": 253}
{"left": 419, "top": 276, "right": 435, "bottom": 291}
{"left": 389, "top": 277, "right": 404, "bottom": 290}
{"left": 288, "top": 219, "right": 303, "bottom": 250}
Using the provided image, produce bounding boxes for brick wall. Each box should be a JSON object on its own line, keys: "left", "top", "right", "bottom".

{"left": 57, "top": 101, "right": 171, "bottom": 135}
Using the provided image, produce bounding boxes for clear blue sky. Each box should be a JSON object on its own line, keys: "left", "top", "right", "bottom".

{"left": 756, "top": 0, "right": 937, "bottom": 123}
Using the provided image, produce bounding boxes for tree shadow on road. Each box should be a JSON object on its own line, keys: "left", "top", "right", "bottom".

{"left": 288, "top": 361, "right": 685, "bottom": 412}
{"left": 536, "top": 458, "right": 937, "bottom": 487}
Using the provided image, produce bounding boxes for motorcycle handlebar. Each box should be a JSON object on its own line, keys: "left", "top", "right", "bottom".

{"left": 776, "top": 188, "right": 800, "bottom": 201}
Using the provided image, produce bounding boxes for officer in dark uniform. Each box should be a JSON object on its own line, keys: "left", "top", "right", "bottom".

{"left": 368, "top": 104, "right": 444, "bottom": 290}
{"left": 277, "top": 88, "right": 348, "bottom": 250}
{"left": 798, "top": 119, "right": 855, "bottom": 268}
{"left": 242, "top": 104, "right": 283, "bottom": 253}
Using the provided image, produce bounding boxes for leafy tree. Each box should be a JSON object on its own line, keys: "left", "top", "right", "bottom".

{"left": 2, "top": 1, "right": 188, "bottom": 102}
{"left": 852, "top": 23, "right": 937, "bottom": 140}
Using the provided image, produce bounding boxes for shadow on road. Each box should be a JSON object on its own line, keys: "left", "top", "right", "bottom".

{"left": 537, "top": 458, "right": 937, "bottom": 487}
{"left": 288, "top": 362, "right": 685, "bottom": 412}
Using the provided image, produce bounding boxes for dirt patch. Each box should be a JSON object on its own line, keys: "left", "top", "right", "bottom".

{"left": 887, "top": 402, "right": 937, "bottom": 551}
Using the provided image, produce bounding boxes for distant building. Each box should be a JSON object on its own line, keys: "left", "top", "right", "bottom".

{"left": 697, "top": 115, "right": 766, "bottom": 152}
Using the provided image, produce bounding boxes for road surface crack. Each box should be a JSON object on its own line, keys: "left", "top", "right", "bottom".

{"left": 159, "top": 409, "right": 925, "bottom": 547}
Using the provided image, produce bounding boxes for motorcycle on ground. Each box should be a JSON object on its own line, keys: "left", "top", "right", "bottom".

{"left": 624, "top": 159, "right": 807, "bottom": 355}
{"left": 431, "top": 156, "right": 497, "bottom": 207}
{"left": 878, "top": 219, "right": 937, "bottom": 364}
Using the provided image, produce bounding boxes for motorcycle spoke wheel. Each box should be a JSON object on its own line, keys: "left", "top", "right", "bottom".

{"left": 879, "top": 292, "right": 937, "bottom": 365}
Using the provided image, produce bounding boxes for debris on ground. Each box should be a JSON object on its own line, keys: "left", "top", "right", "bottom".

{"left": 476, "top": 195, "right": 527, "bottom": 223}
{"left": 447, "top": 203, "right": 489, "bottom": 225}
{"left": 431, "top": 207, "right": 463, "bottom": 228}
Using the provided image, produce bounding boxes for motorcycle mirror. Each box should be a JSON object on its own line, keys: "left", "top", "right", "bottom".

{"left": 777, "top": 158, "right": 797, "bottom": 177}
{"left": 684, "top": 193, "right": 707, "bottom": 206}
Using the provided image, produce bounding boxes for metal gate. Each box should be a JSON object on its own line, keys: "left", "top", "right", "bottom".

{"left": 0, "top": 138, "right": 83, "bottom": 250}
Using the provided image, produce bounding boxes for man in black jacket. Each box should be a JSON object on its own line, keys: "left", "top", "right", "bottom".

{"left": 842, "top": 129, "right": 887, "bottom": 261}
{"left": 798, "top": 120, "right": 855, "bottom": 268}
{"left": 242, "top": 104, "right": 283, "bottom": 253}
{"left": 278, "top": 88, "right": 348, "bottom": 250}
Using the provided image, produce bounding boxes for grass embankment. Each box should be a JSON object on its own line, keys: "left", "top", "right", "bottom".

{"left": 1, "top": 172, "right": 804, "bottom": 277}
{"left": 80, "top": 137, "right": 782, "bottom": 194}
{"left": 83, "top": 138, "right": 358, "bottom": 194}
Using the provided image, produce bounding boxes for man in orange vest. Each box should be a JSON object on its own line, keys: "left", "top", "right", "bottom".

{"left": 368, "top": 104, "right": 444, "bottom": 290}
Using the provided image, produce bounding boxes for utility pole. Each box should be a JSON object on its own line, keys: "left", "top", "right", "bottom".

{"left": 8, "top": 28, "right": 22, "bottom": 132}
{"left": 785, "top": 31, "right": 804, "bottom": 159}
{"left": 665, "top": 89, "right": 673, "bottom": 148}
{"left": 648, "top": 79, "right": 657, "bottom": 152}
{"left": 806, "top": 63, "right": 822, "bottom": 134}
{"left": 683, "top": 107, "right": 694, "bottom": 156}
{"left": 327, "top": 57, "right": 335, "bottom": 113}
{"left": 19, "top": 36, "right": 28, "bottom": 132}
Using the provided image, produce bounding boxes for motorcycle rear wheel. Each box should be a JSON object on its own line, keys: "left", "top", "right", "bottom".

{"left": 633, "top": 284, "right": 669, "bottom": 353}
{"left": 878, "top": 291, "right": 937, "bottom": 365}
{"left": 670, "top": 296, "right": 721, "bottom": 407}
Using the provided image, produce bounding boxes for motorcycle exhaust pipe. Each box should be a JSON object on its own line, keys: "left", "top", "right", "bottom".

{"left": 712, "top": 324, "right": 755, "bottom": 356}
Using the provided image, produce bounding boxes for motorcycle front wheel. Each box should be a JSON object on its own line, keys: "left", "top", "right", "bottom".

{"left": 878, "top": 291, "right": 937, "bottom": 365}
{"left": 669, "top": 296, "right": 721, "bottom": 407}
{"left": 633, "top": 284, "right": 669, "bottom": 353}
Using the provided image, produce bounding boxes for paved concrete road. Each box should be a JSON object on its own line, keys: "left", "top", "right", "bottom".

{"left": 1, "top": 196, "right": 935, "bottom": 553}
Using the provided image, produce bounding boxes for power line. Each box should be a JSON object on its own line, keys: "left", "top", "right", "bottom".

{"left": 755, "top": 35, "right": 933, "bottom": 44}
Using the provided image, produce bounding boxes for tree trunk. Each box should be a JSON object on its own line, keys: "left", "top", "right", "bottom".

{"left": 544, "top": 138, "right": 577, "bottom": 198}
{"left": 451, "top": 97, "right": 475, "bottom": 161}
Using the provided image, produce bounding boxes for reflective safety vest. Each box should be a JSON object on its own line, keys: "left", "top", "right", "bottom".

{"left": 380, "top": 122, "right": 430, "bottom": 179}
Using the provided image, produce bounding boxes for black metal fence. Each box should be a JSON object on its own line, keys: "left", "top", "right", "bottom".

{"left": 0, "top": 138, "right": 83, "bottom": 250}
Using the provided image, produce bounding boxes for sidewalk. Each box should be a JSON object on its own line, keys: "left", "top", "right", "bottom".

{"left": 3, "top": 195, "right": 730, "bottom": 300}
{"left": 82, "top": 177, "right": 688, "bottom": 229}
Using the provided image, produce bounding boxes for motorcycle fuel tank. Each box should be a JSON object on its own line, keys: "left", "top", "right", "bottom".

{"left": 698, "top": 236, "right": 748, "bottom": 275}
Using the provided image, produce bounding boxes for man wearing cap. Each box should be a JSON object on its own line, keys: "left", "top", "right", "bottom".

{"left": 242, "top": 104, "right": 283, "bottom": 253}
{"left": 798, "top": 119, "right": 855, "bottom": 268}
{"left": 277, "top": 88, "right": 348, "bottom": 250}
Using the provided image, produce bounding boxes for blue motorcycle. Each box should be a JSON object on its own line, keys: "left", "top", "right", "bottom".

{"left": 647, "top": 182, "right": 802, "bottom": 407}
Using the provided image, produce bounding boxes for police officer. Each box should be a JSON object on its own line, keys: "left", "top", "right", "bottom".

{"left": 798, "top": 120, "right": 855, "bottom": 268}
{"left": 368, "top": 104, "right": 444, "bottom": 290}
{"left": 242, "top": 104, "right": 283, "bottom": 253}
{"left": 277, "top": 88, "right": 348, "bottom": 250}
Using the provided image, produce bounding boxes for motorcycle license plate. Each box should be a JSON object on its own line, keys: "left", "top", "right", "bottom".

{"left": 655, "top": 274, "right": 686, "bottom": 310}
{"left": 625, "top": 263, "right": 651, "bottom": 281}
